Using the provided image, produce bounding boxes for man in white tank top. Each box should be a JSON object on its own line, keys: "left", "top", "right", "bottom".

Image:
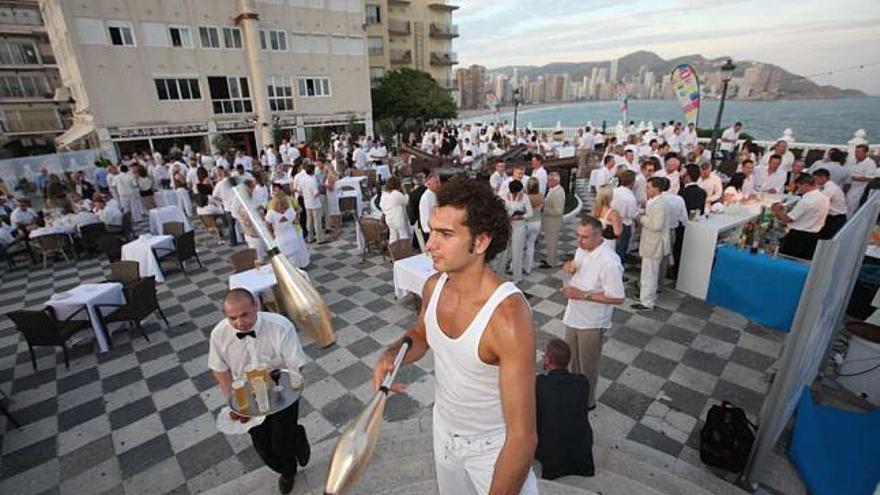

{"left": 374, "top": 178, "right": 539, "bottom": 495}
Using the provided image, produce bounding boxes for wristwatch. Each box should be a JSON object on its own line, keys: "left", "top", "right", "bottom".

{"left": 583, "top": 292, "right": 591, "bottom": 302}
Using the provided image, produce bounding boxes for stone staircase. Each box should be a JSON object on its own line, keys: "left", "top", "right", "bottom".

{"left": 205, "top": 411, "right": 750, "bottom": 495}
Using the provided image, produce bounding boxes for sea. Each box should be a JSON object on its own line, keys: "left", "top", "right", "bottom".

{"left": 462, "top": 97, "right": 880, "bottom": 145}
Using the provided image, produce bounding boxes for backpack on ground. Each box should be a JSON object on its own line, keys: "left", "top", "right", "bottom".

{"left": 699, "top": 401, "right": 756, "bottom": 473}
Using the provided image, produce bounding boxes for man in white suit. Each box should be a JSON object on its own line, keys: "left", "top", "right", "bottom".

{"left": 632, "top": 177, "right": 670, "bottom": 311}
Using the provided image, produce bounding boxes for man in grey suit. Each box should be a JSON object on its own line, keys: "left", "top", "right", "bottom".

{"left": 540, "top": 172, "right": 566, "bottom": 268}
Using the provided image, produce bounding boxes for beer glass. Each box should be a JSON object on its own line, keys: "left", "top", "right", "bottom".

{"left": 232, "top": 379, "right": 250, "bottom": 413}
{"left": 251, "top": 376, "right": 270, "bottom": 413}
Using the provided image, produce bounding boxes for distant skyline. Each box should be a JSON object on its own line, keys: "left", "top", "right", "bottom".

{"left": 451, "top": 0, "right": 880, "bottom": 95}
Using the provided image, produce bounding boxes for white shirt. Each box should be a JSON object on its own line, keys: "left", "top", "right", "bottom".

{"left": 116, "top": 173, "right": 139, "bottom": 198}
{"left": 662, "top": 192, "right": 688, "bottom": 229}
{"left": 379, "top": 189, "right": 409, "bottom": 227}
{"left": 499, "top": 176, "right": 530, "bottom": 197}
{"left": 719, "top": 127, "right": 740, "bottom": 152}
{"left": 292, "top": 169, "right": 308, "bottom": 195}
{"left": 207, "top": 312, "right": 308, "bottom": 381}
{"left": 788, "top": 189, "right": 829, "bottom": 233}
{"left": 611, "top": 186, "right": 638, "bottom": 226}
{"left": 234, "top": 155, "right": 254, "bottom": 172}
{"left": 820, "top": 180, "right": 847, "bottom": 216}
{"left": 742, "top": 174, "right": 756, "bottom": 196}
{"left": 99, "top": 204, "right": 123, "bottom": 226}
{"left": 353, "top": 148, "right": 367, "bottom": 168}
{"left": 755, "top": 166, "right": 787, "bottom": 194}
{"left": 760, "top": 150, "right": 795, "bottom": 172}
{"left": 212, "top": 177, "right": 236, "bottom": 212}
{"left": 10, "top": 208, "right": 37, "bottom": 226}
{"left": 653, "top": 168, "right": 680, "bottom": 195}
{"left": 807, "top": 161, "right": 846, "bottom": 186}
{"left": 251, "top": 185, "right": 269, "bottom": 208}
{"left": 634, "top": 172, "right": 648, "bottom": 206}
{"left": 0, "top": 223, "right": 16, "bottom": 245}
{"left": 301, "top": 175, "right": 321, "bottom": 210}
{"left": 419, "top": 189, "right": 436, "bottom": 233}
{"left": 266, "top": 149, "right": 278, "bottom": 168}
{"left": 489, "top": 171, "right": 507, "bottom": 194}
{"left": 532, "top": 167, "right": 548, "bottom": 195}
{"left": 74, "top": 211, "right": 100, "bottom": 229}
{"left": 697, "top": 172, "right": 723, "bottom": 204}
{"left": 562, "top": 244, "right": 625, "bottom": 330}
{"left": 592, "top": 167, "right": 614, "bottom": 189}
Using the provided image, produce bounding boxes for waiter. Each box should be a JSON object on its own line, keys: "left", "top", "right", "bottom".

{"left": 771, "top": 174, "right": 830, "bottom": 260}
{"left": 208, "top": 289, "right": 310, "bottom": 494}
{"left": 812, "top": 168, "right": 847, "bottom": 239}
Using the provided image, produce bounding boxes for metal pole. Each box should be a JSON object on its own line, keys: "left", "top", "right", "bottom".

{"left": 513, "top": 98, "right": 519, "bottom": 136}
{"left": 708, "top": 80, "right": 729, "bottom": 165}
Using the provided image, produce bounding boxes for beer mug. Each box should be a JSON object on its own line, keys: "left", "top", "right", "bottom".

{"left": 232, "top": 379, "right": 250, "bottom": 413}
{"left": 251, "top": 376, "right": 270, "bottom": 413}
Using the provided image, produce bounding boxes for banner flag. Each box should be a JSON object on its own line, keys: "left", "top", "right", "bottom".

{"left": 671, "top": 64, "right": 701, "bottom": 125}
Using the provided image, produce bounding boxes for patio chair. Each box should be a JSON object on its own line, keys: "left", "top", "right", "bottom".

{"left": 106, "top": 211, "right": 134, "bottom": 241}
{"left": 162, "top": 221, "right": 185, "bottom": 238}
{"left": 388, "top": 238, "right": 414, "bottom": 262}
{"left": 96, "top": 234, "right": 123, "bottom": 263}
{"left": 339, "top": 186, "right": 358, "bottom": 221}
{"left": 230, "top": 248, "right": 257, "bottom": 273}
{"left": 358, "top": 216, "right": 388, "bottom": 263}
{"left": 7, "top": 306, "right": 92, "bottom": 371}
{"left": 154, "top": 230, "right": 202, "bottom": 275}
{"left": 95, "top": 276, "right": 167, "bottom": 344}
{"left": 79, "top": 222, "right": 106, "bottom": 256}
{"left": 199, "top": 214, "right": 224, "bottom": 242}
{"left": 32, "top": 233, "right": 73, "bottom": 268}
{"left": 0, "top": 240, "right": 34, "bottom": 270}
{"left": 108, "top": 261, "right": 140, "bottom": 285}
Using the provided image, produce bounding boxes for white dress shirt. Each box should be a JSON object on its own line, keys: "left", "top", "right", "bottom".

{"left": 208, "top": 312, "right": 308, "bottom": 381}
{"left": 532, "top": 167, "right": 548, "bottom": 195}
{"left": 755, "top": 166, "right": 787, "bottom": 194}
{"left": 10, "top": 208, "right": 37, "bottom": 226}
{"left": 662, "top": 192, "right": 688, "bottom": 229}
{"left": 820, "top": 180, "right": 847, "bottom": 216}
{"left": 592, "top": 167, "right": 614, "bottom": 189}
{"left": 697, "top": 172, "right": 723, "bottom": 205}
{"left": 419, "top": 189, "right": 436, "bottom": 233}
{"left": 611, "top": 186, "right": 638, "bottom": 226}
{"left": 719, "top": 127, "right": 740, "bottom": 152}
{"left": 301, "top": 175, "right": 321, "bottom": 210}
{"left": 742, "top": 174, "right": 756, "bottom": 196}
{"left": 760, "top": 150, "right": 795, "bottom": 172}
{"left": 99, "top": 204, "right": 123, "bottom": 226}
{"left": 807, "top": 161, "right": 846, "bottom": 186}
{"left": 788, "top": 189, "right": 830, "bottom": 233}
{"left": 653, "top": 169, "right": 680, "bottom": 195}
{"left": 562, "top": 244, "right": 625, "bottom": 330}
{"left": 489, "top": 171, "right": 506, "bottom": 195}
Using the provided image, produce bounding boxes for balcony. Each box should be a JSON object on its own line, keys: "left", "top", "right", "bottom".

{"left": 388, "top": 19, "right": 411, "bottom": 36}
{"left": 368, "top": 46, "right": 383, "bottom": 57}
{"left": 429, "top": 23, "right": 458, "bottom": 38}
{"left": 388, "top": 0, "right": 410, "bottom": 5}
{"left": 0, "top": 7, "right": 45, "bottom": 34}
{"left": 428, "top": 2, "right": 459, "bottom": 11}
{"left": 430, "top": 51, "right": 458, "bottom": 66}
{"left": 390, "top": 49, "right": 412, "bottom": 64}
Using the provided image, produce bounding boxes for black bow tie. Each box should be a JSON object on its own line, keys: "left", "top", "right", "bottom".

{"left": 236, "top": 331, "right": 256, "bottom": 340}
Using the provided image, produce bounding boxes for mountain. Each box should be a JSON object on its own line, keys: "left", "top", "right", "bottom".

{"left": 488, "top": 51, "right": 865, "bottom": 100}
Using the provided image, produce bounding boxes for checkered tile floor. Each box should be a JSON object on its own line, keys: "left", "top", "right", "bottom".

{"left": 0, "top": 179, "right": 785, "bottom": 494}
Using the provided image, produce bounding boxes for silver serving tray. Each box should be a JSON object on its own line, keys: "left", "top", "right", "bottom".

{"left": 229, "top": 369, "right": 302, "bottom": 417}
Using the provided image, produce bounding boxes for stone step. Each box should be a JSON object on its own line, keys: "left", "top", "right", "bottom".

{"left": 557, "top": 470, "right": 666, "bottom": 495}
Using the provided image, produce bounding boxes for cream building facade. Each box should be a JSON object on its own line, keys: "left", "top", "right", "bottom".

{"left": 0, "top": 0, "right": 70, "bottom": 156}
{"left": 40, "top": 0, "right": 373, "bottom": 158}
{"left": 364, "top": 0, "right": 457, "bottom": 89}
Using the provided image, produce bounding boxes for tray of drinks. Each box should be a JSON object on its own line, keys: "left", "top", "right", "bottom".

{"left": 230, "top": 366, "right": 303, "bottom": 417}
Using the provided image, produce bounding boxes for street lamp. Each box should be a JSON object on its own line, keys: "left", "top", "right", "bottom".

{"left": 708, "top": 58, "right": 736, "bottom": 165}
{"left": 512, "top": 88, "right": 521, "bottom": 136}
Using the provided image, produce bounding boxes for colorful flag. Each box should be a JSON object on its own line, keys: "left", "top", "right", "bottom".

{"left": 616, "top": 82, "right": 629, "bottom": 121}
{"left": 670, "top": 64, "right": 701, "bottom": 126}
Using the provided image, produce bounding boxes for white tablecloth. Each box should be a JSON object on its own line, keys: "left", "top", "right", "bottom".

{"left": 46, "top": 282, "right": 125, "bottom": 353}
{"left": 229, "top": 265, "right": 277, "bottom": 298}
{"left": 393, "top": 254, "right": 436, "bottom": 299}
{"left": 375, "top": 165, "right": 391, "bottom": 181}
{"left": 149, "top": 205, "right": 193, "bottom": 235}
{"left": 121, "top": 234, "right": 175, "bottom": 283}
{"left": 338, "top": 176, "right": 368, "bottom": 250}
{"left": 29, "top": 225, "right": 76, "bottom": 239}
{"left": 154, "top": 190, "right": 178, "bottom": 208}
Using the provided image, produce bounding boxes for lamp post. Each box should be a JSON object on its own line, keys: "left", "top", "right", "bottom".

{"left": 708, "top": 58, "right": 736, "bottom": 165}
{"left": 512, "top": 88, "right": 521, "bottom": 136}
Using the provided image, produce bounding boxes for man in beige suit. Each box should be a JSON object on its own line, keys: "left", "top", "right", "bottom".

{"left": 632, "top": 177, "right": 670, "bottom": 311}
{"left": 540, "top": 172, "right": 566, "bottom": 268}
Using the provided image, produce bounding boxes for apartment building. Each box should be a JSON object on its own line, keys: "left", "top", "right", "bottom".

{"left": 364, "top": 0, "right": 457, "bottom": 90}
{"left": 40, "top": 0, "right": 373, "bottom": 158}
{"left": 0, "top": 0, "right": 70, "bottom": 157}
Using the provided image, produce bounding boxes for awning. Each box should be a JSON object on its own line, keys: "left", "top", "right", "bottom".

{"left": 55, "top": 122, "right": 94, "bottom": 149}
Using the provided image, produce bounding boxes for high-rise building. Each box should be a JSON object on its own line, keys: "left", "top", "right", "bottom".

{"left": 365, "top": 0, "right": 457, "bottom": 91}
{"left": 41, "top": 0, "right": 373, "bottom": 157}
{"left": 0, "top": 0, "right": 71, "bottom": 156}
{"left": 609, "top": 57, "right": 619, "bottom": 84}
{"left": 454, "top": 64, "right": 484, "bottom": 109}
{"left": 643, "top": 71, "right": 655, "bottom": 99}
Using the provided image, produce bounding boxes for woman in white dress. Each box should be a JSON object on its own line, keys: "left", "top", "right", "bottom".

{"left": 523, "top": 177, "right": 543, "bottom": 275}
{"left": 323, "top": 162, "right": 341, "bottom": 238}
{"left": 500, "top": 179, "right": 532, "bottom": 283}
{"left": 593, "top": 185, "right": 622, "bottom": 251}
{"left": 379, "top": 176, "right": 410, "bottom": 243}
{"left": 265, "top": 191, "right": 310, "bottom": 268}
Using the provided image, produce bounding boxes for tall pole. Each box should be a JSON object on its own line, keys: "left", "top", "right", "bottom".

{"left": 512, "top": 90, "right": 520, "bottom": 136}
{"left": 708, "top": 79, "right": 729, "bottom": 165}
{"left": 237, "top": 0, "right": 273, "bottom": 151}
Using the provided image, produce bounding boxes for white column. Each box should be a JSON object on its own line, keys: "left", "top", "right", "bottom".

{"left": 236, "top": 0, "right": 273, "bottom": 151}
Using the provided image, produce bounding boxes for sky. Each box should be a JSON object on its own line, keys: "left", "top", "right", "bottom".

{"left": 450, "top": 0, "right": 880, "bottom": 95}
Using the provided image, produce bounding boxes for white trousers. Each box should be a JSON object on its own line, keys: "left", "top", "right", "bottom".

{"left": 639, "top": 256, "right": 662, "bottom": 308}
{"left": 507, "top": 221, "right": 526, "bottom": 282}
{"left": 387, "top": 220, "right": 411, "bottom": 243}
{"left": 433, "top": 419, "right": 538, "bottom": 495}
{"left": 523, "top": 220, "right": 541, "bottom": 274}
{"left": 306, "top": 207, "right": 324, "bottom": 242}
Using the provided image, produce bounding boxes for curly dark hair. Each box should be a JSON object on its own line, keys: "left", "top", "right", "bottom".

{"left": 436, "top": 177, "right": 510, "bottom": 262}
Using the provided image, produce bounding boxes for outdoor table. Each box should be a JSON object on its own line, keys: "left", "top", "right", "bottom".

{"left": 337, "top": 176, "right": 368, "bottom": 249}
{"left": 149, "top": 205, "right": 192, "bottom": 235}
{"left": 154, "top": 189, "right": 178, "bottom": 208}
{"left": 46, "top": 282, "right": 125, "bottom": 353}
{"left": 121, "top": 234, "right": 175, "bottom": 283}
{"left": 706, "top": 245, "right": 809, "bottom": 332}
{"left": 393, "top": 254, "right": 436, "bottom": 299}
{"left": 28, "top": 225, "right": 76, "bottom": 239}
{"left": 229, "top": 265, "right": 277, "bottom": 299}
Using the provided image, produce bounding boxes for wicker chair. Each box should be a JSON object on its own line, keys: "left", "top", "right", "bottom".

{"left": 79, "top": 222, "right": 106, "bottom": 256}
{"left": 106, "top": 211, "right": 134, "bottom": 241}
{"left": 32, "top": 233, "right": 72, "bottom": 268}
{"left": 154, "top": 230, "right": 202, "bottom": 275}
{"left": 358, "top": 216, "right": 388, "bottom": 262}
{"left": 108, "top": 261, "right": 140, "bottom": 284}
{"left": 230, "top": 248, "right": 257, "bottom": 273}
{"left": 7, "top": 307, "right": 91, "bottom": 370}
{"left": 95, "top": 276, "right": 167, "bottom": 344}
{"left": 388, "top": 238, "right": 414, "bottom": 262}
{"left": 96, "top": 234, "right": 123, "bottom": 263}
{"left": 162, "top": 221, "right": 185, "bottom": 238}
{"left": 199, "top": 214, "right": 224, "bottom": 242}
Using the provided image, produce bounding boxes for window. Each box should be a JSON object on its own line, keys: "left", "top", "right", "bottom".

{"left": 365, "top": 4, "right": 381, "bottom": 25}
{"left": 0, "top": 40, "right": 39, "bottom": 65}
{"left": 141, "top": 22, "right": 168, "bottom": 46}
{"left": 260, "top": 30, "right": 287, "bottom": 51}
{"left": 222, "top": 27, "right": 243, "bottom": 49}
{"left": 367, "top": 36, "right": 383, "bottom": 56}
{"left": 0, "top": 73, "right": 49, "bottom": 97}
{"left": 107, "top": 21, "right": 135, "bottom": 46}
{"left": 291, "top": 33, "right": 309, "bottom": 53}
{"left": 267, "top": 76, "right": 294, "bottom": 111}
{"left": 169, "top": 26, "right": 193, "bottom": 48}
{"left": 298, "top": 77, "right": 331, "bottom": 98}
{"left": 154, "top": 77, "right": 201, "bottom": 101}
{"left": 74, "top": 17, "right": 105, "bottom": 45}
{"left": 207, "top": 76, "right": 252, "bottom": 114}
{"left": 199, "top": 26, "right": 220, "bottom": 48}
